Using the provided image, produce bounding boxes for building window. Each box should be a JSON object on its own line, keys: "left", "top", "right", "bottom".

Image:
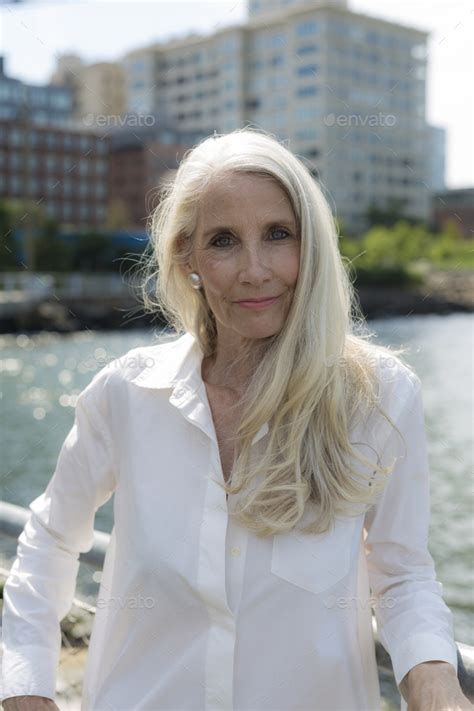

{"left": 63, "top": 203, "right": 73, "bottom": 219}
{"left": 271, "top": 74, "right": 288, "bottom": 90}
{"left": 245, "top": 97, "right": 261, "bottom": 110}
{"left": 63, "top": 156, "right": 77, "bottom": 172}
{"left": 296, "top": 85, "right": 318, "bottom": 97}
{"left": 46, "top": 178, "right": 59, "bottom": 195}
{"left": 249, "top": 76, "right": 266, "bottom": 93}
{"left": 46, "top": 155, "right": 56, "bottom": 172}
{"left": 28, "top": 154, "right": 38, "bottom": 171}
{"left": 9, "top": 153, "right": 22, "bottom": 170}
{"left": 96, "top": 140, "right": 107, "bottom": 155}
{"left": 221, "top": 35, "right": 239, "bottom": 52}
{"left": 79, "top": 204, "right": 90, "bottom": 220}
{"left": 95, "top": 205, "right": 106, "bottom": 221}
{"left": 11, "top": 128, "right": 22, "bottom": 146}
{"left": 273, "top": 95, "right": 287, "bottom": 109}
{"left": 296, "top": 106, "right": 320, "bottom": 122}
{"left": 63, "top": 179, "right": 73, "bottom": 196}
{"left": 27, "top": 178, "right": 39, "bottom": 195}
{"left": 10, "top": 176, "right": 22, "bottom": 194}
{"left": 270, "top": 55, "right": 285, "bottom": 67}
{"left": 269, "top": 32, "right": 287, "bottom": 48}
{"left": 295, "top": 19, "right": 319, "bottom": 37}
{"left": 80, "top": 135, "right": 90, "bottom": 152}
{"left": 297, "top": 64, "right": 318, "bottom": 77}
{"left": 295, "top": 127, "right": 319, "bottom": 141}
{"left": 296, "top": 44, "right": 318, "bottom": 56}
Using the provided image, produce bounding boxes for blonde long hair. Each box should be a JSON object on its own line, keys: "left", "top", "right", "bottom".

{"left": 136, "top": 127, "right": 413, "bottom": 538}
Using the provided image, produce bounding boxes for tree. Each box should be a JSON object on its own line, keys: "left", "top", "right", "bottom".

{"left": 0, "top": 201, "right": 20, "bottom": 270}
{"left": 35, "top": 216, "right": 74, "bottom": 271}
{"left": 105, "top": 199, "right": 133, "bottom": 231}
{"left": 2, "top": 199, "right": 47, "bottom": 270}
{"left": 365, "top": 197, "right": 421, "bottom": 229}
{"left": 71, "top": 230, "right": 114, "bottom": 271}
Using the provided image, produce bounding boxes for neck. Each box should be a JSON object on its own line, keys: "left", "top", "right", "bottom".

{"left": 201, "top": 337, "right": 268, "bottom": 396}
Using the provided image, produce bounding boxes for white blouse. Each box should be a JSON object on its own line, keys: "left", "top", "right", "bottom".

{"left": 1, "top": 331, "right": 458, "bottom": 710}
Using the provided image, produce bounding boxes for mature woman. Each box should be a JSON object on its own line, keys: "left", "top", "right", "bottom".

{"left": 1, "top": 128, "right": 470, "bottom": 711}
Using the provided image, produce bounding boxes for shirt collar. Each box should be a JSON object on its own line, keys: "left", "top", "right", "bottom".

{"left": 129, "top": 331, "right": 202, "bottom": 390}
{"left": 129, "top": 330, "right": 269, "bottom": 445}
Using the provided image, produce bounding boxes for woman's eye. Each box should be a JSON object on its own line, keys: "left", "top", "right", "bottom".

{"left": 270, "top": 228, "right": 290, "bottom": 240}
{"left": 211, "top": 234, "right": 233, "bottom": 248}
{"left": 210, "top": 228, "right": 290, "bottom": 248}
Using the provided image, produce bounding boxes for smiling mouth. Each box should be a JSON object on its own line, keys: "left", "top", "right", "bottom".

{"left": 235, "top": 295, "right": 282, "bottom": 303}
{"left": 234, "top": 295, "right": 282, "bottom": 309}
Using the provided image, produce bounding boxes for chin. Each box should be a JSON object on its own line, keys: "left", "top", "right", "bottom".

{"left": 237, "top": 323, "right": 284, "bottom": 340}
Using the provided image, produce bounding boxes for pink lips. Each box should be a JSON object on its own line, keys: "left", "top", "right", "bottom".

{"left": 235, "top": 295, "right": 281, "bottom": 310}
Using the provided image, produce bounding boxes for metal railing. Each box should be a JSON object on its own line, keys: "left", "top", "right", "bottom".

{"left": 1, "top": 501, "right": 473, "bottom": 704}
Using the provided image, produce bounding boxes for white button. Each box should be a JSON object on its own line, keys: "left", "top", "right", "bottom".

{"left": 231, "top": 546, "right": 241, "bottom": 557}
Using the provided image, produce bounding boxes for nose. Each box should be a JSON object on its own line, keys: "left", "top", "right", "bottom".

{"left": 237, "top": 242, "right": 272, "bottom": 285}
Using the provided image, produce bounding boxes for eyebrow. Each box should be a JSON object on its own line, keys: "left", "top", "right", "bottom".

{"left": 202, "top": 219, "right": 297, "bottom": 238}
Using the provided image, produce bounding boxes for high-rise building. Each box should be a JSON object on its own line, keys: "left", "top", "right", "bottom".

{"left": 431, "top": 188, "right": 474, "bottom": 238}
{"left": 428, "top": 124, "right": 446, "bottom": 193}
{"left": 51, "top": 55, "right": 127, "bottom": 127}
{"left": 0, "top": 120, "right": 109, "bottom": 228}
{"left": 122, "top": 1, "right": 430, "bottom": 234}
{"left": 108, "top": 123, "right": 202, "bottom": 228}
{"left": 0, "top": 56, "right": 73, "bottom": 127}
{"left": 248, "top": 0, "right": 348, "bottom": 20}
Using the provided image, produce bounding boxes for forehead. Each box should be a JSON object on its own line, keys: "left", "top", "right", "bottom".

{"left": 198, "top": 172, "right": 295, "bottom": 217}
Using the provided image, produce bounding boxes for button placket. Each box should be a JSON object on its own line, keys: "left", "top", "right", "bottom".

{"left": 225, "top": 494, "right": 248, "bottom": 618}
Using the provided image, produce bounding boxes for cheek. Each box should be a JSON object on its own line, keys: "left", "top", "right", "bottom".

{"left": 278, "top": 247, "right": 300, "bottom": 286}
{"left": 201, "top": 259, "right": 233, "bottom": 298}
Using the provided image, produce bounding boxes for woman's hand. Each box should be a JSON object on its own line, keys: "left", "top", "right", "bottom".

{"left": 2, "top": 696, "right": 60, "bottom": 710}
{"left": 401, "top": 661, "right": 473, "bottom": 710}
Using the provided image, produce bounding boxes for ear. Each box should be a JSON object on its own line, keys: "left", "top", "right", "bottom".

{"left": 176, "top": 234, "right": 195, "bottom": 276}
{"left": 178, "top": 263, "right": 192, "bottom": 281}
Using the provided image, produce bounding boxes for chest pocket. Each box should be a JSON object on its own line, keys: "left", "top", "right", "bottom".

{"left": 270, "top": 514, "right": 359, "bottom": 594}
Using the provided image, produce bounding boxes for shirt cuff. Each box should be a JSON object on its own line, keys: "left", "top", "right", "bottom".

{"left": 390, "top": 632, "right": 458, "bottom": 689}
{"left": 0, "top": 644, "right": 58, "bottom": 703}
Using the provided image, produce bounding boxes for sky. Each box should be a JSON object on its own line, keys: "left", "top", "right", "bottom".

{"left": 0, "top": 0, "right": 473, "bottom": 188}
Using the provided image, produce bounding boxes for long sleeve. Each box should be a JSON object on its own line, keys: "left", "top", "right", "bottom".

{"left": 0, "top": 374, "right": 117, "bottom": 703}
{"left": 363, "top": 373, "right": 458, "bottom": 695}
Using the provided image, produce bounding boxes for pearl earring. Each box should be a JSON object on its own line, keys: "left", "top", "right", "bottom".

{"left": 188, "top": 272, "right": 202, "bottom": 290}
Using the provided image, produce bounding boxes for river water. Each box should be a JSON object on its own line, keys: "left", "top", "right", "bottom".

{"left": 1, "top": 314, "right": 473, "bottom": 645}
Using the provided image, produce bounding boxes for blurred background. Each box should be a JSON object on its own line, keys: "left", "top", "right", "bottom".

{"left": 0, "top": 0, "right": 473, "bottom": 707}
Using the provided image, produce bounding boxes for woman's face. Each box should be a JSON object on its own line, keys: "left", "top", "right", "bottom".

{"left": 186, "top": 172, "right": 300, "bottom": 343}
